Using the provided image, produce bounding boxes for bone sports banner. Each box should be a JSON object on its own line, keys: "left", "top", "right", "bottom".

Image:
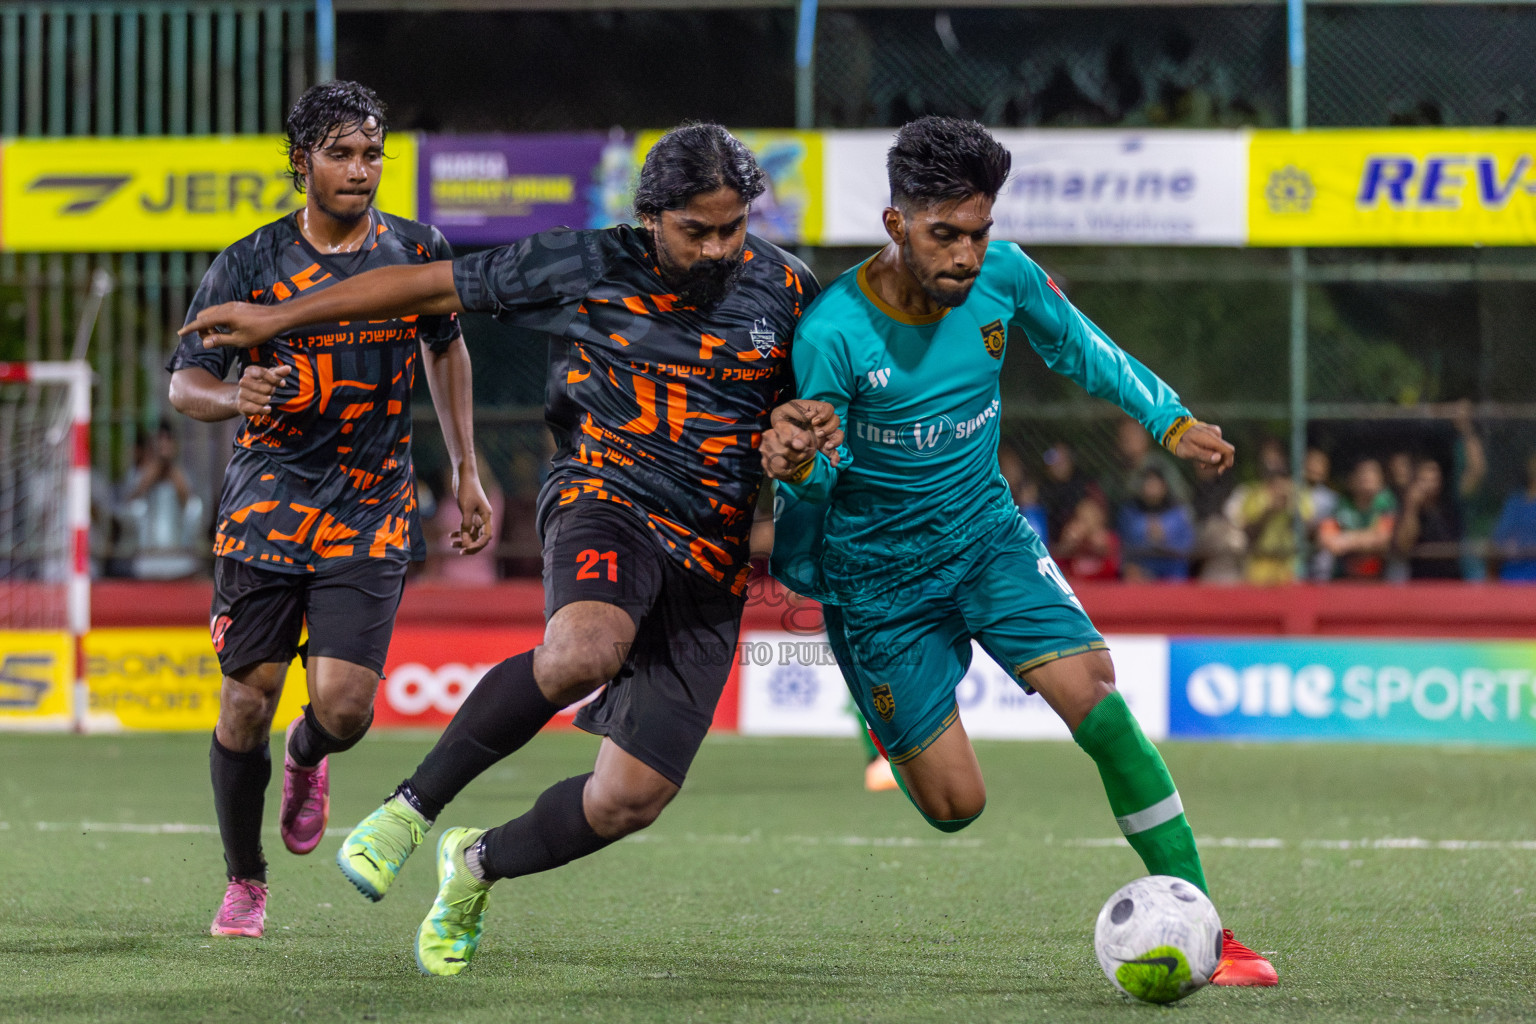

{"left": 1249, "top": 129, "right": 1536, "bottom": 245}
{"left": 418, "top": 133, "right": 616, "bottom": 245}
{"left": 1169, "top": 638, "right": 1536, "bottom": 745}
{"left": 821, "top": 130, "right": 1248, "bottom": 246}
{"left": 0, "top": 135, "right": 418, "bottom": 252}
{"left": 738, "top": 631, "right": 1169, "bottom": 741}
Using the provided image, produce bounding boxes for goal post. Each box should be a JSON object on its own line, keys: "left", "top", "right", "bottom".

{"left": 0, "top": 360, "right": 92, "bottom": 731}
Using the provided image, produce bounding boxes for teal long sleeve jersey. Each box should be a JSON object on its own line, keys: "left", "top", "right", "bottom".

{"left": 770, "top": 241, "right": 1197, "bottom": 605}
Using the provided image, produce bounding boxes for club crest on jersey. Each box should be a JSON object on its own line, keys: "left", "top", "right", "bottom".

{"left": 749, "top": 318, "right": 777, "bottom": 356}
{"left": 871, "top": 683, "right": 896, "bottom": 722}
{"left": 980, "top": 319, "right": 1006, "bottom": 359}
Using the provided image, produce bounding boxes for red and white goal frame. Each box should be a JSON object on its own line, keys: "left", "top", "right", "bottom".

{"left": 0, "top": 360, "right": 91, "bottom": 731}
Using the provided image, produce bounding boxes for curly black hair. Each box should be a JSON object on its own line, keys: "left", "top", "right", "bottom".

{"left": 283, "top": 80, "right": 388, "bottom": 193}
{"left": 887, "top": 116, "right": 1011, "bottom": 211}
{"left": 633, "top": 123, "right": 766, "bottom": 218}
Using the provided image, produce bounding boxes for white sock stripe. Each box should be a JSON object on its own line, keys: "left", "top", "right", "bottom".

{"left": 1115, "top": 791, "right": 1184, "bottom": 836}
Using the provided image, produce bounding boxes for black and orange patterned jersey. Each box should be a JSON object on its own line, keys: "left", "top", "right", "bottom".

{"left": 453, "top": 225, "right": 818, "bottom": 596}
{"left": 167, "top": 209, "right": 459, "bottom": 574}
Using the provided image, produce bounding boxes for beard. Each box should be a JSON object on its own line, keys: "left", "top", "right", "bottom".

{"left": 653, "top": 233, "right": 747, "bottom": 309}
{"left": 314, "top": 188, "right": 375, "bottom": 225}
{"left": 902, "top": 243, "right": 979, "bottom": 308}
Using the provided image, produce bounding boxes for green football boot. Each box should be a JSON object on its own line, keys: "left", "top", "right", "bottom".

{"left": 335, "top": 796, "right": 430, "bottom": 902}
{"left": 415, "top": 826, "right": 492, "bottom": 976}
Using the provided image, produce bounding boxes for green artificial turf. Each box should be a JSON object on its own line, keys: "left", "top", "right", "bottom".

{"left": 2, "top": 731, "right": 1534, "bottom": 1022}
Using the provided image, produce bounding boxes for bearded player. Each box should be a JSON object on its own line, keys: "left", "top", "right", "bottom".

{"left": 167, "top": 81, "right": 491, "bottom": 939}
{"left": 180, "top": 123, "right": 839, "bottom": 975}
{"left": 762, "top": 116, "right": 1277, "bottom": 986}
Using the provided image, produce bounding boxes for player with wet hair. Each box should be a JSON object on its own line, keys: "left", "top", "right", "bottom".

{"left": 764, "top": 116, "right": 1276, "bottom": 986}
{"left": 181, "top": 122, "right": 839, "bottom": 975}
{"left": 168, "top": 80, "right": 491, "bottom": 940}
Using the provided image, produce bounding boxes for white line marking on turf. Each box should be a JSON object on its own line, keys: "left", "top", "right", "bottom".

{"left": 1063, "top": 836, "right": 1536, "bottom": 851}
{"left": 9, "top": 822, "right": 1536, "bottom": 852}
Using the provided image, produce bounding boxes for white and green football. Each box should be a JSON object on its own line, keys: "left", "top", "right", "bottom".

{"left": 1093, "top": 875, "right": 1223, "bottom": 1004}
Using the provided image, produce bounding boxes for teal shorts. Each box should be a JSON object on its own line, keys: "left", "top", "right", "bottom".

{"left": 823, "top": 512, "right": 1105, "bottom": 765}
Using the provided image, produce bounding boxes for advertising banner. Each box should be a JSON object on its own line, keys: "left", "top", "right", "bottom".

{"left": 822, "top": 130, "right": 1248, "bottom": 246}
{"left": 85, "top": 627, "right": 306, "bottom": 731}
{"left": 634, "top": 129, "right": 824, "bottom": 245}
{"left": 1169, "top": 638, "right": 1536, "bottom": 745}
{"left": 419, "top": 133, "right": 619, "bottom": 245}
{"left": 739, "top": 631, "right": 1168, "bottom": 741}
{"left": 377, "top": 625, "right": 741, "bottom": 732}
{"left": 1249, "top": 129, "right": 1536, "bottom": 246}
{"left": 0, "top": 135, "right": 418, "bottom": 252}
{"left": 0, "top": 630, "right": 72, "bottom": 729}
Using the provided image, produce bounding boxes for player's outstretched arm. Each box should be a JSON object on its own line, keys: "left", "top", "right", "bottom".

{"left": 179, "top": 261, "right": 463, "bottom": 350}
{"left": 1170, "top": 421, "right": 1235, "bottom": 472}
{"left": 421, "top": 335, "right": 493, "bottom": 555}
{"left": 168, "top": 364, "right": 293, "bottom": 422}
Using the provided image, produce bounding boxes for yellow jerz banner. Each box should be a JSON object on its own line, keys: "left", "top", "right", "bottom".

{"left": 1250, "top": 129, "right": 1536, "bottom": 246}
{"left": 0, "top": 135, "right": 418, "bottom": 252}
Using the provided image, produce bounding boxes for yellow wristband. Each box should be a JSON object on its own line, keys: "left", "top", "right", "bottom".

{"left": 785, "top": 455, "right": 816, "bottom": 484}
{"left": 1160, "top": 415, "right": 1197, "bottom": 453}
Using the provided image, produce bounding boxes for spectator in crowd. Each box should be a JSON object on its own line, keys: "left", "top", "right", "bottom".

{"left": 1054, "top": 495, "right": 1121, "bottom": 582}
{"left": 1107, "top": 416, "right": 1191, "bottom": 508}
{"left": 1303, "top": 447, "right": 1340, "bottom": 581}
{"left": 1318, "top": 458, "right": 1397, "bottom": 580}
{"left": 1491, "top": 451, "right": 1536, "bottom": 582}
{"left": 1189, "top": 455, "right": 1244, "bottom": 583}
{"left": 1382, "top": 449, "right": 1418, "bottom": 582}
{"left": 1118, "top": 467, "right": 1194, "bottom": 581}
{"left": 424, "top": 463, "right": 504, "bottom": 584}
{"left": 1393, "top": 457, "right": 1463, "bottom": 580}
{"left": 1448, "top": 402, "right": 1488, "bottom": 579}
{"left": 1229, "top": 460, "right": 1314, "bottom": 585}
{"left": 118, "top": 420, "right": 204, "bottom": 580}
{"left": 1038, "top": 441, "right": 1102, "bottom": 543}
{"left": 998, "top": 442, "right": 1049, "bottom": 543}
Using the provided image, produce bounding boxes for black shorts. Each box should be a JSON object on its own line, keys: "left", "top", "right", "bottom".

{"left": 209, "top": 556, "right": 408, "bottom": 677}
{"left": 543, "top": 501, "right": 744, "bottom": 786}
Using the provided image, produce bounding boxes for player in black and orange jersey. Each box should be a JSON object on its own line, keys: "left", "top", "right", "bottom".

{"left": 181, "top": 123, "right": 839, "bottom": 974}
{"left": 167, "top": 81, "right": 492, "bottom": 941}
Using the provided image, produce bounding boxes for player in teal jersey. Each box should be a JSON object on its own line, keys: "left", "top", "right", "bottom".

{"left": 761, "top": 117, "right": 1276, "bottom": 986}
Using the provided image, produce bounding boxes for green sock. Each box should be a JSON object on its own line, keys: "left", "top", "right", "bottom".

{"left": 1072, "top": 691, "right": 1208, "bottom": 893}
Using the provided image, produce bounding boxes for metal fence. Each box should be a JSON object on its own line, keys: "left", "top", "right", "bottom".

{"left": 0, "top": 2, "right": 312, "bottom": 539}
{"left": 4, "top": 2, "right": 1536, "bottom": 580}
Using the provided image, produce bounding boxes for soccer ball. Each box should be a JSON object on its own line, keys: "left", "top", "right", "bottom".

{"left": 1093, "top": 875, "right": 1223, "bottom": 1004}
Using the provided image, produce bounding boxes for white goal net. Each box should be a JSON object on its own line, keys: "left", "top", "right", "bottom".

{"left": 0, "top": 361, "right": 90, "bottom": 728}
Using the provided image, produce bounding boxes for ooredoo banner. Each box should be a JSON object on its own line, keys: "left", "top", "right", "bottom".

{"left": 739, "top": 630, "right": 1169, "bottom": 741}
{"left": 1169, "top": 638, "right": 1536, "bottom": 744}
{"left": 822, "top": 130, "right": 1248, "bottom": 247}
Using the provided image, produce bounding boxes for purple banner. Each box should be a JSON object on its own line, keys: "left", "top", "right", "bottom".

{"left": 419, "top": 133, "right": 620, "bottom": 246}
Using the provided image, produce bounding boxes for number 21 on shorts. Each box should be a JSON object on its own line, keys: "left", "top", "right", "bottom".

{"left": 576, "top": 548, "right": 618, "bottom": 582}
{"left": 1037, "top": 556, "right": 1083, "bottom": 608}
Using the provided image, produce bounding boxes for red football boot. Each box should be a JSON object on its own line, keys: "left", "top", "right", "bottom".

{"left": 1211, "top": 929, "right": 1278, "bottom": 986}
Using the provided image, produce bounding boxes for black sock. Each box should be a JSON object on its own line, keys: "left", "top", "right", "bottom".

{"left": 288, "top": 703, "right": 372, "bottom": 768}
{"left": 404, "top": 651, "right": 558, "bottom": 820}
{"left": 210, "top": 734, "right": 271, "bottom": 882}
{"left": 475, "top": 773, "right": 613, "bottom": 882}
